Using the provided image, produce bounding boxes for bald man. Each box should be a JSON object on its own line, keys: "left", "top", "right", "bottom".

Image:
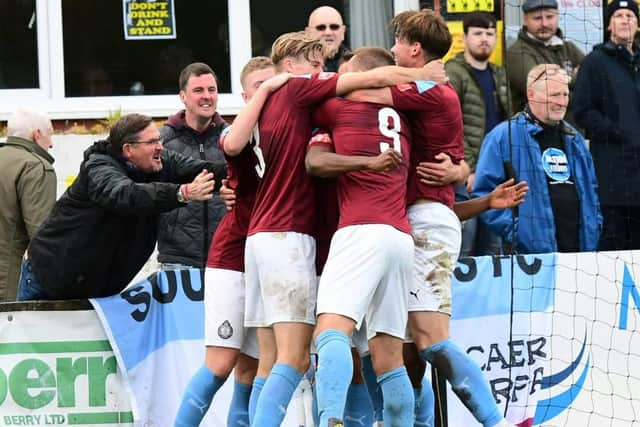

{"left": 306, "top": 6, "right": 350, "bottom": 72}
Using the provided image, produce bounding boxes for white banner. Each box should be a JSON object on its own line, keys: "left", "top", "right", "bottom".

{"left": 0, "top": 310, "right": 132, "bottom": 426}
{"left": 3, "top": 251, "right": 640, "bottom": 426}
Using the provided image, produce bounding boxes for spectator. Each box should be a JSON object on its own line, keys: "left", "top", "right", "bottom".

{"left": 445, "top": 11, "right": 511, "bottom": 256}
{"left": 157, "top": 62, "right": 228, "bottom": 270}
{"left": 306, "top": 6, "right": 350, "bottom": 72}
{"left": 17, "top": 113, "right": 219, "bottom": 301}
{"left": 473, "top": 64, "right": 601, "bottom": 254}
{"left": 506, "top": 0, "right": 583, "bottom": 116}
{"left": 0, "top": 108, "right": 55, "bottom": 301}
{"left": 573, "top": 0, "right": 640, "bottom": 250}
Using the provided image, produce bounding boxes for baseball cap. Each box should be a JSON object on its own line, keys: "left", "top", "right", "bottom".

{"left": 522, "top": 0, "right": 559, "bottom": 13}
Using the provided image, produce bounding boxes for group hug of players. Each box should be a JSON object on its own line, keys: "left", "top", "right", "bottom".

{"left": 174, "top": 9, "right": 527, "bottom": 427}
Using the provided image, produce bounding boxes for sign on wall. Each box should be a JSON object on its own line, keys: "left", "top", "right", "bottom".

{"left": 122, "top": 0, "right": 177, "bottom": 40}
{"left": 0, "top": 310, "right": 132, "bottom": 426}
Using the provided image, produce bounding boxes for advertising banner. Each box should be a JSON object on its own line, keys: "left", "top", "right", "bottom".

{"left": 0, "top": 310, "right": 131, "bottom": 426}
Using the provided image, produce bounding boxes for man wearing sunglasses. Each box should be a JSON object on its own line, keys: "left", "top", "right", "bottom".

{"left": 16, "top": 114, "right": 220, "bottom": 301}
{"left": 306, "top": 6, "right": 350, "bottom": 72}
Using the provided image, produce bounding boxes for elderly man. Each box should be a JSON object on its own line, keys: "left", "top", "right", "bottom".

{"left": 473, "top": 64, "right": 601, "bottom": 254}
{"left": 0, "top": 108, "right": 56, "bottom": 301}
{"left": 17, "top": 113, "right": 220, "bottom": 301}
{"left": 573, "top": 0, "right": 640, "bottom": 250}
{"left": 506, "top": 0, "right": 584, "bottom": 114}
{"left": 306, "top": 5, "right": 350, "bottom": 72}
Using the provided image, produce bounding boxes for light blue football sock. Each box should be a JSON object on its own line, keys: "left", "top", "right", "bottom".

{"left": 378, "top": 366, "right": 414, "bottom": 426}
{"left": 252, "top": 363, "right": 303, "bottom": 427}
{"left": 315, "top": 329, "right": 353, "bottom": 426}
{"left": 344, "top": 383, "right": 375, "bottom": 427}
{"left": 414, "top": 377, "right": 435, "bottom": 427}
{"left": 174, "top": 365, "right": 225, "bottom": 426}
{"left": 361, "top": 354, "right": 384, "bottom": 422}
{"left": 227, "top": 380, "right": 252, "bottom": 427}
{"left": 421, "top": 339, "right": 502, "bottom": 427}
{"left": 248, "top": 376, "right": 266, "bottom": 424}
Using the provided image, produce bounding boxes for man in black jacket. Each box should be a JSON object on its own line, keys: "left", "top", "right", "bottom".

{"left": 573, "top": 0, "right": 640, "bottom": 250}
{"left": 158, "top": 62, "right": 228, "bottom": 269}
{"left": 17, "top": 114, "right": 218, "bottom": 300}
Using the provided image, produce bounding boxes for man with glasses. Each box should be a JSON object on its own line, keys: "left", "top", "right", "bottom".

{"left": 573, "top": 0, "right": 640, "bottom": 250}
{"left": 306, "top": 6, "right": 350, "bottom": 72}
{"left": 17, "top": 114, "right": 220, "bottom": 301}
{"left": 473, "top": 64, "right": 601, "bottom": 254}
{"left": 157, "top": 62, "right": 228, "bottom": 270}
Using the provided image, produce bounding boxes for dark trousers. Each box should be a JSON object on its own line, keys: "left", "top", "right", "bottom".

{"left": 599, "top": 205, "right": 640, "bottom": 251}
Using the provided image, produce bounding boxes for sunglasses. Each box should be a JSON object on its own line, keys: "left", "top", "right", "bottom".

{"left": 315, "top": 23, "right": 342, "bottom": 31}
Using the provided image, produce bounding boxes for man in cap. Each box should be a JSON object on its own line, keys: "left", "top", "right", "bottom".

{"left": 573, "top": 0, "right": 640, "bottom": 250}
{"left": 506, "top": 0, "right": 584, "bottom": 114}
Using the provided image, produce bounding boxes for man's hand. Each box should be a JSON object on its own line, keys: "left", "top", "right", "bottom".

{"left": 220, "top": 179, "right": 237, "bottom": 210}
{"left": 488, "top": 178, "right": 528, "bottom": 209}
{"left": 262, "top": 72, "right": 292, "bottom": 93}
{"left": 184, "top": 169, "right": 215, "bottom": 201}
{"left": 416, "top": 152, "right": 464, "bottom": 186}
{"left": 466, "top": 173, "right": 476, "bottom": 193}
{"left": 367, "top": 149, "right": 402, "bottom": 172}
{"left": 421, "top": 60, "right": 448, "bottom": 84}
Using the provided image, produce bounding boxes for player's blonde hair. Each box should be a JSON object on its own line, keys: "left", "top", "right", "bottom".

{"left": 240, "top": 56, "right": 274, "bottom": 90}
{"left": 270, "top": 31, "right": 331, "bottom": 70}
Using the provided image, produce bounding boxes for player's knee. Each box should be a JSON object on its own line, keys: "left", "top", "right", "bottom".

{"left": 234, "top": 354, "right": 258, "bottom": 383}
{"left": 205, "top": 348, "right": 240, "bottom": 378}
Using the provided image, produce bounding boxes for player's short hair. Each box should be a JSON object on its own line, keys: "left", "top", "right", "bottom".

{"left": 109, "top": 113, "right": 153, "bottom": 155}
{"left": 178, "top": 62, "right": 217, "bottom": 91}
{"left": 462, "top": 11, "right": 497, "bottom": 33}
{"left": 240, "top": 56, "right": 274, "bottom": 89}
{"left": 391, "top": 9, "right": 452, "bottom": 60}
{"left": 349, "top": 47, "right": 395, "bottom": 71}
{"left": 7, "top": 108, "right": 51, "bottom": 140}
{"left": 527, "top": 63, "right": 569, "bottom": 90}
{"left": 270, "top": 31, "right": 331, "bottom": 70}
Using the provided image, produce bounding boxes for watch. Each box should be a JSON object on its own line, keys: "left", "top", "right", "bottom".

{"left": 176, "top": 185, "right": 187, "bottom": 203}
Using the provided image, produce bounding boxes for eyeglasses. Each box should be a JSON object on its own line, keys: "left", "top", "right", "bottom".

{"left": 129, "top": 138, "right": 163, "bottom": 146}
{"left": 315, "top": 23, "right": 342, "bottom": 31}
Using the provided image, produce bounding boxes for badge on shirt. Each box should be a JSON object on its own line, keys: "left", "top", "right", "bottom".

{"left": 541, "top": 147, "right": 571, "bottom": 182}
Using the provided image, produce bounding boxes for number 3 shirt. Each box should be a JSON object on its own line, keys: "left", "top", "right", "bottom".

{"left": 313, "top": 97, "right": 412, "bottom": 234}
{"left": 248, "top": 73, "right": 338, "bottom": 237}
{"left": 390, "top": 81, "right": 464, "bottom": 208}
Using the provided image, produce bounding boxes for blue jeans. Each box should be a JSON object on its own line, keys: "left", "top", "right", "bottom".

{"left": 17, "top": 258, "right": 47, "bottom": 301}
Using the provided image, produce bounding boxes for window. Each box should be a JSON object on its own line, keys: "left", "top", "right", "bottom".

{"left": 0, "top": 0, "right": 409, "bottom": 120}
{"left": 250, "top": 0, "right": 394, "bottom": 57}
{"left": 0, "top": 0, "right": 39, "bottom": 89}
{"left": 61, "top": 0, "right": 231, "bottom": 97}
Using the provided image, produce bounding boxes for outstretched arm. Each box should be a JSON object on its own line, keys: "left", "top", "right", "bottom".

{"left": 453, "top": 178, "right": 528, "bottom": 221}
{"left": 305, "top": 144, "right": 402, "bottom": 178}
{"left": 335, "top": 60, "right": 446, "bottom": 96}
{"left": 223, "top": 73, "right": 292, "bottom": 156}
